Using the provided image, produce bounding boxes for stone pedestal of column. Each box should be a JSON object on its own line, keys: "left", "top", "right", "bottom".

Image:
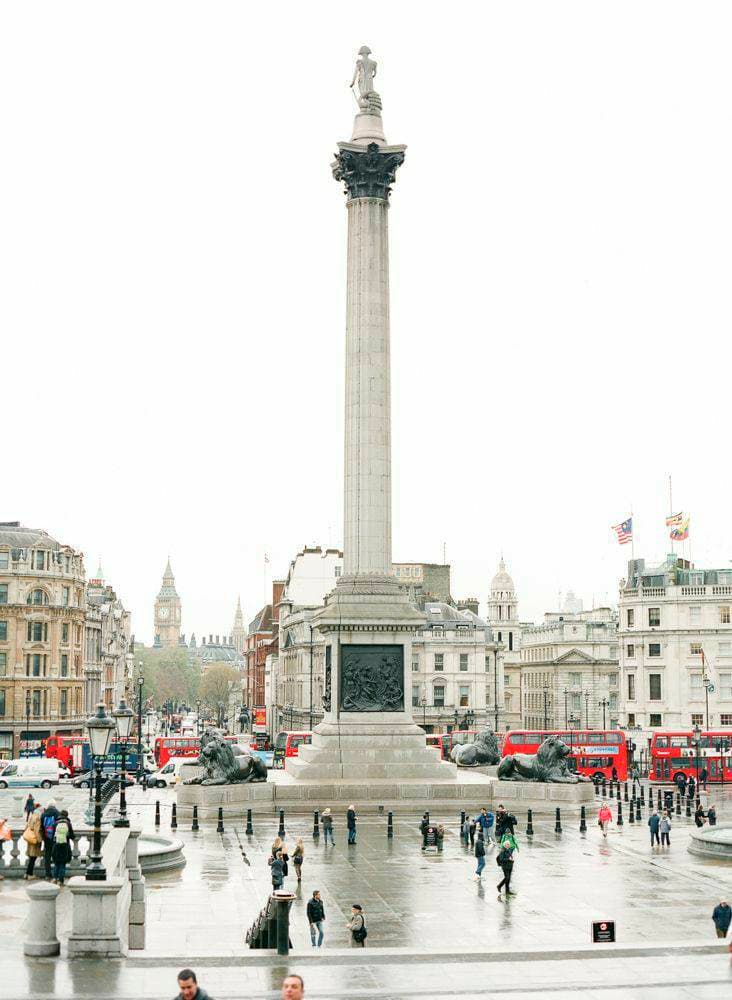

{"left": 24, "top": 881, "right": 60, "bottom": 957}
{"left": 67, "top": 877, "right": 126, "bottom": 958}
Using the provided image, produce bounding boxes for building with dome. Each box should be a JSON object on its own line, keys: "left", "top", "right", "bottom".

{"left": 486, "top": 558, "right": 524, "bottom": 729}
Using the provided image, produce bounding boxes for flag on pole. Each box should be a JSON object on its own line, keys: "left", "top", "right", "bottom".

{"left": 667, "top": 514, "right": 690, "bottom": 541}
{"left": 612, "top": 518, "right": 633, "bottom": 545}
{"left": 264, "top": 553, "right": 270, "bottom": 564}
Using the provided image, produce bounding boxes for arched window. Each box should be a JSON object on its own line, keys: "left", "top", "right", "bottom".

{"left": 26, "top": 589, "right": 49, "bottom": 606}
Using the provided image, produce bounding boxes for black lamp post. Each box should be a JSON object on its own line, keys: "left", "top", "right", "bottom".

{"left": 420, "top": 694, "right": 427, "bottom": 730}
{"left": 692, "top": 722, "right": 701, "bottom": 780}
{"left": 136, "top": 668, "right": 144, "bottom": 782}
{"left": 308, "top": 623, "right": 314, "bottom": 731}
{"left": 542, "top": 687, "right": 550, "bottom": 730}
{"left": 584, "top": 691, "right": 590, "bottom": 729}
{"left": 85, "top": 703, "right": 115, "bottom": 881}
{"left": 24, "top": 693, "right": 31, "bottom": 757}
{"left": 598, "top": 698, "right": 609, "bottom": 730}
{"left": 112, "top": 698, "right": 134, "bottom": 828}
{"left": 563, "top": 688, "right": 569, "bottom": 728}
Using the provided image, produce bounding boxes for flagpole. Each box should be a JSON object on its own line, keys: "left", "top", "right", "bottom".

{"left": 668, "top": 475, "right": 674, "bottom": 556}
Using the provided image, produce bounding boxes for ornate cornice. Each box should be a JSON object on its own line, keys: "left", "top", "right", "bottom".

{"left": 332, "top": 142, "right": 405, "bottom": 201}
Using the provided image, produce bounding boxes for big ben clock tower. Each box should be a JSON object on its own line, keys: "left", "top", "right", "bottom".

{"left": 153, "top": 559, "right": 182, "bottom": 648}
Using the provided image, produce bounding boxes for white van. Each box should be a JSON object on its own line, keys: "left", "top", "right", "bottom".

{"left": 0, "top": 757, "right": 61, "bottom": 789}
{"left": 148, "top": 756, "right": 200, "bottom": 788}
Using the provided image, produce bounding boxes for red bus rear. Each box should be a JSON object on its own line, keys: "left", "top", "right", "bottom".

{"left": 502, "top": 730, "right": 628, "bottom": 782}
{"left": 45, "top": 735, "right": 87, "bottom": 775}
{"left": 649, "top": 729, "right": 732, "bottom": 783}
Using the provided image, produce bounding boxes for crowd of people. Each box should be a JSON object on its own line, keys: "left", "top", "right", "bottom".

{"left": 20, "top": 795, "right": 75, "bottom": 885}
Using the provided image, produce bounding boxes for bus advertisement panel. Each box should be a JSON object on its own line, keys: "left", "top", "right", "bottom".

{"left": 501, "top": 730, "right": 628, "bottom": 782}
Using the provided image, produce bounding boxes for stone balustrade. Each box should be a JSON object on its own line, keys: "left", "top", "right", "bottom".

{"left": 1, "top": 825, "right": 107, "bottom": 878}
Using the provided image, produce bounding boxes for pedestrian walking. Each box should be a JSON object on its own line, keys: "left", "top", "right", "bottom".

{"left": 475, "top": 807, "right": 495, "bottom": 845}
{"left": 306, "top": 889, "right": 325, "bottom": 947}
{"left": 420, "top": 812, "right": 430, "bottom": 850}
{"left": 347, "top": 903, "right": 367, "bottom": 947}
{"left": 173, "top": 967, "right": 213, "bottom": 1000}
{"left": 632, "top": 763, "right": 641, "bottom": 788}
{"left": 659, "top": 810, "right": 672, "bottom": 847}
{"left": 611, "top": 766, "right": 618, "bottom": 783}
{"left": 675, "top": 772, "right": 687, "bottom": 797}
{"left": 40, "top": 800, "right": 59, "bottom": 880}
{"left": 598, "top": 803, "right": 613, "bottom": 838}
{"left": 22, "top": 805, "right": 43, "bottom": 878}
{"left": 700, "top": 765, "right": 709, "bottom": 790}
{"left": 23, "top": 793, "right": 35, "bottom": 822}
{"left": 707, "top": 803, "right": 717, "bottom": 826}
{"left": 269, "top": 850, "right": 285, "bottom": 890}
{"left": 346, "top": 805, "right": 357, "bottom": 845}
{"left": 468, "top": 815, "right": 476, "bottom": 846}
{"left": 648, "top": 809, "right": 661, "bottom": 846}
{"left": 688, "top": 776, "right": 696, "bottom": 801}
{"left": 51, "top": 809, "right": 74, "bottom": 885}
{"left": 436, "top": 824, "right": 445, "bottom": 852}
{"left": 713, "top": 899, "right": 732, "bottom": 939}
{"left": 271, "top": 835, "right": 283, "bottom": 858}
{"left": 321, "top": 808, "right": 335, "bottom": 845}
{"left": 473, "top": 830, "right": 486, "bottom": 881}
{"left": 694, "top": 803, "right": 706, "bottom": 828}
{"left": 496, "top": 836, "right": 516, "bottom": 900}
{"left": 279, "top": 842, "right": 290, "bottom": 878}
{"left": 293, "top": 838, "right": 304, "bottom": 882}
{"left": 495, "top": 805, "right": 517, "bottom": 839}
{"left": 281, "top": 974, "right": 305, "bottom": 1000}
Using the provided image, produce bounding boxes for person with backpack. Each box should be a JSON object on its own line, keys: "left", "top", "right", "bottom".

{"left": 51, "top": 809, "right": 75, "bottom": 885}
{"left": 23, "top": 804, "right": 43, "bottom": 879}
{"left": 496, "top": 835, "right": 516, "bottom": 900}
{"left": 269, "top": 850, "right": 285, "bottom": 891}
{"left": 40, "top": 800, "right": 59, "bottom": 880}
{"left": 473, "top": 830, "right": 486, "bottom": 881}
{"left": 347, "top": 903, "right": 366, "bottom": 947}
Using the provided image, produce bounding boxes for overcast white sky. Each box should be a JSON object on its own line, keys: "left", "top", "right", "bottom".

{"left": 2, "top": 2, "right": 731, "bottom": 643}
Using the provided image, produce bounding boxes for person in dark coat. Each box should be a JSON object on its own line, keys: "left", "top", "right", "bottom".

{"left": 269, "top": 851, "right": 285, "bottom": 890}
{"left": 694, "top": 804, "right": 706, "bottom": 828}
{"left": 713, "top": 900, "right": 732, "bottom": 939}
{"left": 473, "top": 831, "right": 486, "bottom": 881}
{"left": 688, "top": 776, "right": 696, "bottom": 801}
{"left": 173, "top": 967, "right": 212, "bottom": 1000}
{"left": 648, "top": 810, "right": 661, "bottom": 846}
{"left": 495, "top": 806, "right": 517, "bottom": 839}
{"left": 40, "top": 800, "right": 60, "bottom": 879}
{"left": 496, "top": 836, "right": 516, "bottom": 899}
{"left": 347, "top": 805, "right": 357, "bottom": 845}
{"left": 420, "top": 813, "right": 430, "bottom": 849}
{"left": 707, "top": 803, "right": 717, "bottom": 826}
{"left": 699, "top": 765, "right": 709, "bottom": 790}
{"left": 51, "top": 810, "right": 74, "bottom": 885}
{"left": 307, "top": 889, "right": 325, "bottom": 947}
{"left": 23, "top": 793, "right": 35, "bottom": 822}
{"left": 675, "top": 772, "right": 687, "bottom": 797}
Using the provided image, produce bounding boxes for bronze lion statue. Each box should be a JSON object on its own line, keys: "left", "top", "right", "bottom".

{"left": 183, "top": 728, "right": 267, "bottom": 785}
{"left": 450, "top": 728, "right": 501, "bottom": 767}
{"left": 497, "top": 734, "right": 591, "bottom": 783}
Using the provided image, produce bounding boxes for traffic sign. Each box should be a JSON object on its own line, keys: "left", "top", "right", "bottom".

{"left": 592, "top": 920, "right": 616, "bottom": 943}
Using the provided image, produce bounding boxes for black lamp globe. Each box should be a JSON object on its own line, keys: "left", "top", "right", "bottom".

{"left": 86, "top": 702, "right": 115, "bottom": 757}
{"left": 112, "top": 698, "right": 134, "bottom": 739}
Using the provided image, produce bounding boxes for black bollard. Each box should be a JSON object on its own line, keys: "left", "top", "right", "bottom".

{"left": 602, "top": 780, "right": 607, "bottom": 798}
{"left": 595, "top": 781, "right": 600, "bottom": 797}
{"left": 192, "top": 805, "right": 199, "bottom": 832}
{"left": 313, "top": 810, "right": 320, "bottom": 839}
{"left": 609, "top": 781, "right": 615, "bottom": 799}
{"left": 278, "top": 809, "right": 285, "bottom": 837}
{"left": 579, "top": 805, "right": 587, "bottom": 833}
{"left": 685, "top": 796, "right": 691, "bottom": 817}
{"left": 640, "top": 785, "right": 645, "bottom": 805}
{"left": 171, "top": 803, "right": 177, "bottom": 829}
{"left": 460, "top": 809, "right": 466, "bottom": 828}
{"left": 526, "top": 808, "right": 534, "bottom": 837}
{"left": 657, "top": 788, "right": 662, "bottom": 811}
{"left": 628, "top": 798, "right": 635, "bottom": 823}
{"left": 617, "top": 800, "right": 623, "bottom": 826}
{"left": 554, "top": 807, "right": 562, "bottom": 834}
{"left": 217, "top": 807, "right": 224, "bottom": 833}
{"left": 624, "top": 782, "right": 629, "bottom": 802}
{"left": 246, "top": 808, "right": 253, "bottom": 835}
{"left": 387, "top": 811, "right": 393, "bottom": 838}
{"left": 155, "top": 800, "right": 161, "bottom": 826}
{"left": 676, "top": 792, "right": 681, "bottom": 816}
{"left": 635, "top": 798, "right": 641, "bottom": 822}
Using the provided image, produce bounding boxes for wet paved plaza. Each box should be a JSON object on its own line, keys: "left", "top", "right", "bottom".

{"left": 2, "top": 785, "right": 731, "bottom": 997}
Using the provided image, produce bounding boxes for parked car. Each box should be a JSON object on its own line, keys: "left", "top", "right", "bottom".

{"left": 147, "top": 756, "right": 198, "bottom": 788}
{"left": 71, "top": 770, "right": 135, "bottom": 789}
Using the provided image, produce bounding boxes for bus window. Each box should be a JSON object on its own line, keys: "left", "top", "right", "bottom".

{"left": 655, "top": 736, "right": 669, "bottom": 748}
{"left": 669, "top": 736, "right": 689, "bottom": 748}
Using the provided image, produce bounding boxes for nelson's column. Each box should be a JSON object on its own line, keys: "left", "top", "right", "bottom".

{"left": 286, "top": 47, "right": 454, "bottom": 790}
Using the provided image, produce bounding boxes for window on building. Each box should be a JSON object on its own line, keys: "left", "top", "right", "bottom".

{"left": 34, "top": 551, "right": 45, "bottom": 570}
{"left": 432, "top": 625, "right": 444, "bottom": 637}
{"left": 485, "top": 690, "right": 491, "bottom": 706}
{"left": 691, "top": 713, "right": 703, "bottom": 726}
{"left": 648, "top": 643, "right": 661, "bottom": 657}
{"left": 459, "top": 685, "right": 470, "bottom": 707}
{"left": 61, "top": 654, "right": 68, "bottom": 678}
{"left": 569, "top": 672, "right": 581, "bottom": 687}
{"left": 434, "top": 654, "right": 444, "bottom": 671}
{"left": 649, "top": 713, "right": 662, "bottom": 727}
{"left": 27, "top": 589, "right": 48, "bottom": 606}
{"left": 627, "top": 712, "right": 635, "bottom": 726}
{"left": 0, "top": 652, "right": 6, "bottom": 677}
{"left": 497, "top": 631, "right": 502, "bottom": 642}
{"left": 334, "top": 566, "right": 341, "bottom": 578}
{"left": 721, "top": 714, "right": 732, "bottom": 726}
{"left": 720, "top": 606, "right": 731, "bottom": 625}
{"left": 626, "top": 608, "right": 634, "bottom": 627}
{"left": 27, "top": 622, "right": 47, "bottom": 642}
{"left": 571, "top": 693, "right": 581, "bottom": 711}
{"left": 0, "top": 584, "right": 8, "bottom": 605}
{"left": 0, "top": 551, "right": 8, "bottom": 569}
{"left": 719, "top": 673, "right": 732, "bottom": 700}
{"left": 412, "top": 655, "right": 419, "bottom": 672}
{"left": 62, "top": 587, "right": 70, "bottom": 606}
{"left": 459, "top": 654, "right": 468, "bottom": 672}
{"left": 648, "top": 608, "right": 660, "bottom": 627}
{"left": 609, "top": 693, "right": 618, "bottom": 712}
{"left": 0, "top": 621, "right": 7, "bottom": 641}
{"left": 60, "top": 689, "right": 68, "bottom": 717}
{"left": 690, "top": 672, "right": 703, "bottom": 693}
{"left": 485, "top": 655, "right": 491, "bottom": 673}
{"left": 508, "top": 632, "right": 513, "bottom": 651}
{"left": 689, "top": 606, "right": 701, "bottom": 625}
{"left": 608, "top": 673, "right": 618, "bottom": 688}
{"left": 626, "top": 643, "right": 635, "bottom": 658}
{"left": 627, "top": 674, "right": 636, "bottom": 700}
{"left": 62, "top": 623, "right": 69, "bottom": 643}
{"left": 649, "top": 674, "right": 662, "bottom": 700}
{"left": 690, "top": 642, "right": 703, "bottom": 656}
{"left": 433, "top": 685, "right": 445, "bottom": 708}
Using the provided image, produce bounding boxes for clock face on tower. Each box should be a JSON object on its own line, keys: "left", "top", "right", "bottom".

{"left": 158, "top": 607, "right": 169, "bottom": 619}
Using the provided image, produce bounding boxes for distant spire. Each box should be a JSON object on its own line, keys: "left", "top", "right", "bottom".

{"left": 164, "top": 557, "right": 174, "bottom": 580}
{"left": 94, "top": 557, "right": 105, "bottom": 582}
{"left": 234, "top": 595, "right": 244, "bottom": 626}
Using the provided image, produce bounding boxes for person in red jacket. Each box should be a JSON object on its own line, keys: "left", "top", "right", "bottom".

{"left": 598, "top": 803, "right": 612, "bottom": 838}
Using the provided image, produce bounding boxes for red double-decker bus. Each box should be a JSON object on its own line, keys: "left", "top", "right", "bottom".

{"left": 649, "top": 729, "right": 732, "bottom": 784}
{"left": 501, "top": 730, "right": 629, "bottom": 782}
{"left": 153, "top": 733, "right": 242, "bottom": 767}
{"left": 45, "top": 735, "right": 87, "bottom": 774}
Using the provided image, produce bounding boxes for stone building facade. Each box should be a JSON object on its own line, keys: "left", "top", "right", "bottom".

{"left": 618, "top": 555, "right": 732, "bottom": 731}
{"left": 0, "top": 523, "right": 87, "bottom": 758}
{"left": 153, "top": 560, "right": 182, "bottom": 648}
{"left": 485, "top": 559, "right": 523, "bottom": 730}
{"left": 520, "top": 608, "right": 619, "bottom": 731}
{"left": 85, "top": 565, "right": 133, "bottom": 711}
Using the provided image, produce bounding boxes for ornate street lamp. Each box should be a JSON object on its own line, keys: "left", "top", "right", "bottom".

{"left": 136, "top": 669, "right": 144, "bottom": 782}
{"left": 85, "top": 703, "right": 115, "bottom": 881}
{"left": 420, "top": 694, "right": 427, "bottom": 730}
{"left": 692, "top": 722, "right": 702, "bottom": 780}
{"left": 112, "top": 697, "right": 134, "bottom": 828}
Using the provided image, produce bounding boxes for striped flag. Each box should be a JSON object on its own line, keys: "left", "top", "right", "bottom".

{"left": 612, "top": 518, "right": 633, "bottom": 545}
